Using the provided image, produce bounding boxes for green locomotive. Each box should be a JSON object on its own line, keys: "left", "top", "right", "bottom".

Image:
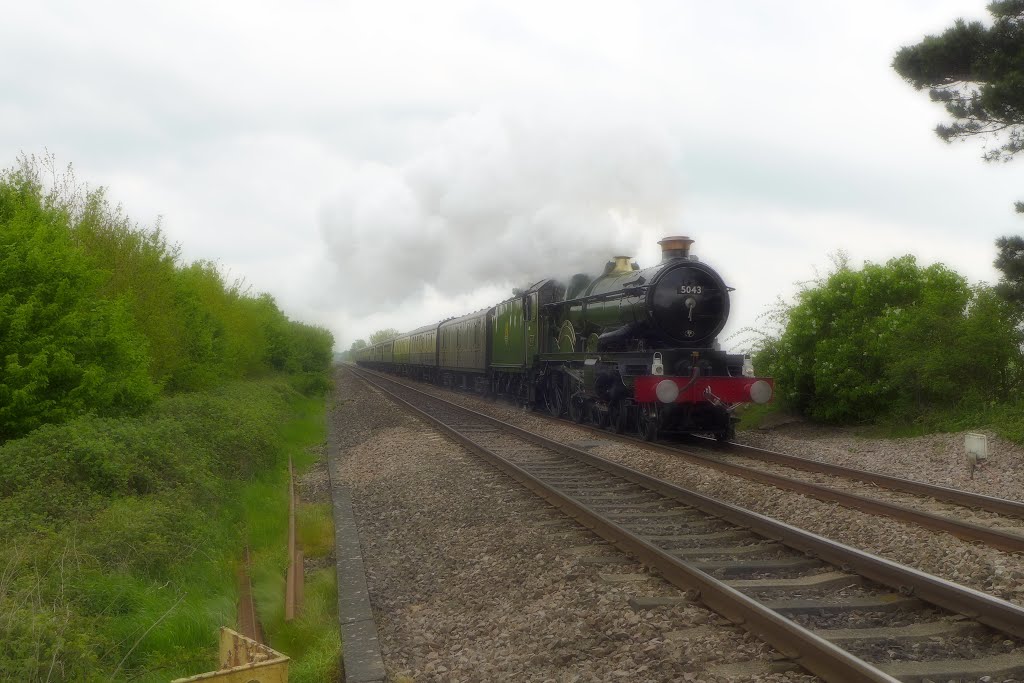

{"left": 356, "top": 236, "right": 773, "bottom": 441}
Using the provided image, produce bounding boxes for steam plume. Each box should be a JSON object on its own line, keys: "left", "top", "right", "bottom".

{"left": 319, "top": 108, "right": 685, "bottom": 314}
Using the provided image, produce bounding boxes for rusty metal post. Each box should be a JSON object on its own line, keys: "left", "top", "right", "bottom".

{"left": 237, "top": 546, "right": 263, "bottom": 643}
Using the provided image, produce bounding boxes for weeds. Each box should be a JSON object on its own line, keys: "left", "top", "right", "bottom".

{"left": 0, "top": 377, "right": 339, "bottom": 682}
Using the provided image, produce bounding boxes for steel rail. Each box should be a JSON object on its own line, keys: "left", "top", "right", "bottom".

{"left": 693, "top": 436, "right": 1024, "bottom": 518}
{"left": 399, "top": 367, "right": 1024, "bottom": 546}
{"left": 648, "top": 442, "right": 1024, "bottom": 552}
{"left": 357, "top": 367, "right": 1024, "bottom": 552}
{"left": 353, "top": 369, "right": 1024, "bottom": 639}
{"left": 354, "top": 368, "right": 1024, "bottom": 681}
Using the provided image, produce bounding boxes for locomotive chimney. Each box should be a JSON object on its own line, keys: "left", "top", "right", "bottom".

{"left": 658, "top": 235, "right": 695, "bottom": 261}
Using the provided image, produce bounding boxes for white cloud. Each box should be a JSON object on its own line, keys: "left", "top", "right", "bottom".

{"left": 1, "top": 0, "right": 1016, "bottom": 351}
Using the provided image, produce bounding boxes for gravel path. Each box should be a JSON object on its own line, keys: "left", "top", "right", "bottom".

{"left": 330, "top": 368, "right": 818, "bottom": 682}
{"left": 355, "top": 372, "right": 1024, "bottom": 608}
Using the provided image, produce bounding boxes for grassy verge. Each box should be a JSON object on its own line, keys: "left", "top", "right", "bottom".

{"left": 864, "top": 400, "right": 1024, "bottom": 444}
{"left": 242, "top": 395, "right": 340, "bottom": 683}
{"left": 737, "top": 392, "right": 1024, "bottom": 446}
{"left": 0, "top": 376, "right": 339, "bottom": 682}
{"left": 734, "top": 401, "right": 789, "bottom": 431}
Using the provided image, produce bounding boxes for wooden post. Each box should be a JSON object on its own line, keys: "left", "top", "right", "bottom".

{"left": 295, "top": 549, "right": 304, "bottom": 613}
{"left": 285, "top": 457, "right": 296, "bottom": 621}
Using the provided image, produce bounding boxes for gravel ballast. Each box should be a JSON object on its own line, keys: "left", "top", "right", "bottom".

{"left": 352, "top": 372, "right": 1024, "bottom": 609}
{"left": 330, "top": 368, "right": 818, "bottom": 682}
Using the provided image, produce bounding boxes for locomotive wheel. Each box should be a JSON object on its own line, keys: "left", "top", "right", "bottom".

{"left": 608, "top": 400, "right": 627, "bottom": 434}
{"left": 568, "top": 394, "right": 585, "bottom": 423}
{"left": 638, "top": 406, "right": 659, "bottom": 442}
{"left": 544, "top": 376, "right": 565, "bottom": 417}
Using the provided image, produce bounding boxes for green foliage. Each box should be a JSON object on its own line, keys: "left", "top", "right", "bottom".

{"left": 0, "top": 552, "right": 103, "bottom": 681}
{"left": 369, "top": 327, "right": 400, "bottom": 344}
{"left": 755, "top": 255, "right": 1022, "bottom": 423}
{"left": 994, "top": 234, "right": 1024, "bottom": 304}
{"left": 0, "top": 153, "right": 340, "bottom": 680}
{"left": 350, "top": 338, "right": 367, "bottom": 351}
{"left": 0, "top": 166, "right": 158, "bottom": 439}
{"left": 297, "top": 503, "right": 335, "bottom": 559}
{"left": 0, "top": 154, "right": 334, "bottom": 437}
{"left": 270, "top": 569, "right": 340, "bottom": 683}
{"left": 893, "top": 2, "right": 1024, "bottom": 212}
{"left": 240, "top": 393, "right": 339, "bottom": 683}
{"left": 893, "top": 2, "right": 1024, "bottom": 161}
{"left": 0, "top": 378, "right": 337, "bottom": 681}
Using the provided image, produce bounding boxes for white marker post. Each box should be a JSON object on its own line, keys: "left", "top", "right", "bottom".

{"left": 964, "top": 433, "right": 989, "bottom": 479}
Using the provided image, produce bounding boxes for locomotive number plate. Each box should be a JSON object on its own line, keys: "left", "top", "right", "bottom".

{"left": 679, "top": 285, "right": 703, "bottom": 294}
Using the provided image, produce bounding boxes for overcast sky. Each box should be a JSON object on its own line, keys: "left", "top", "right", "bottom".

{"left": 3, "top": 1, "right": 1020, "bottom": 350}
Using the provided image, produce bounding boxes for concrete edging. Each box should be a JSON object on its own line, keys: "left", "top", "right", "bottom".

{"left": 327, "top": 408, "right": 387, "bottom": 683}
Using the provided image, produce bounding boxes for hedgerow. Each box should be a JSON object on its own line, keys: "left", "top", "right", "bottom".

{"left": 0, "top": 154, "right": 334, "bottom": 439}
{"left": 0, "top": 155, "right": 339, "bottom": 680}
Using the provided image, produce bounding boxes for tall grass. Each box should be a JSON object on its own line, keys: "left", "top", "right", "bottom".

{"left": 244, "top": 395, "right": 340, "bottom": 683}
{"left": 0, "top": 378, "right": 339, "bottom": 682}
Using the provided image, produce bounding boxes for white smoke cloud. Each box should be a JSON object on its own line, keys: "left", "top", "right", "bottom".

{"left": 319, "top": 107, "right": 686, "bottom": 315}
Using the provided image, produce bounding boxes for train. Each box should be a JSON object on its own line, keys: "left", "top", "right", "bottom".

{"left": 354, "top": 236, "right": 773, "bottom": 441}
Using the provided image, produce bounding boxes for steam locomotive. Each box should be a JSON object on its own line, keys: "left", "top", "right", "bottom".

{"left": 354, "top": 236, "right": 773, "bottom": 441}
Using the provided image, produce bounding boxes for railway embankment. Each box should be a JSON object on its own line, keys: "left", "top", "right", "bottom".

{"left": 0, "top": 376, "right": 340, "bottom": 682}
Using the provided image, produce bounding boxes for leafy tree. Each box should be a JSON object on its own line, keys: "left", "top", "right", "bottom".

{"left": 756, "top": 255, "right": 1022, "bottom": 422}
{"left": 893, "top": 1, "right": 1024, "bottom": 210}
{"left": 893, "top": 2, "right": 1024, "bottom": 161}
{"left": 70, "top": 188, "right": 189, "bottom": 385}
{"left": 0, "top": 166, "right": 157, "bottom": 438}
{"left": 993, "top": 235, "right": 1024, "bottom": 304}
{"left": 350, "top": 338, "right": 367, "bottom": 351}
{"left": 369, "top": 328, "right": 401, "bottom": 344}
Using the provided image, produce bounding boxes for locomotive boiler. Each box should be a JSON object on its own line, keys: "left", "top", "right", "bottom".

{"left": 556, "top": 236, "right": 730, "bottom": 352}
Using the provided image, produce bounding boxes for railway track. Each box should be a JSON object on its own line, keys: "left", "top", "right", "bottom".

{"left": 555, "top": 423, "right": 1024, "bottom": 553}
{"left": 352, "top": 367, "right": 1024, "bottom": 683}
{"left": 675, "top": 437, "right": 1024, "bottom": 545}
{"left": 359, "top": 367, "right": 1024, "bottom": 553}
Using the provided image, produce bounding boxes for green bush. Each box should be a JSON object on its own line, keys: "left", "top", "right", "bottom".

{"left": 83, "top": 493, "right": 204, "bottom": 578}
{"left": 756, "top": 254, "right": 1023, "bottom": 423}
{"left": 0, "top": 576, "right": 101, "bottom": 682}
